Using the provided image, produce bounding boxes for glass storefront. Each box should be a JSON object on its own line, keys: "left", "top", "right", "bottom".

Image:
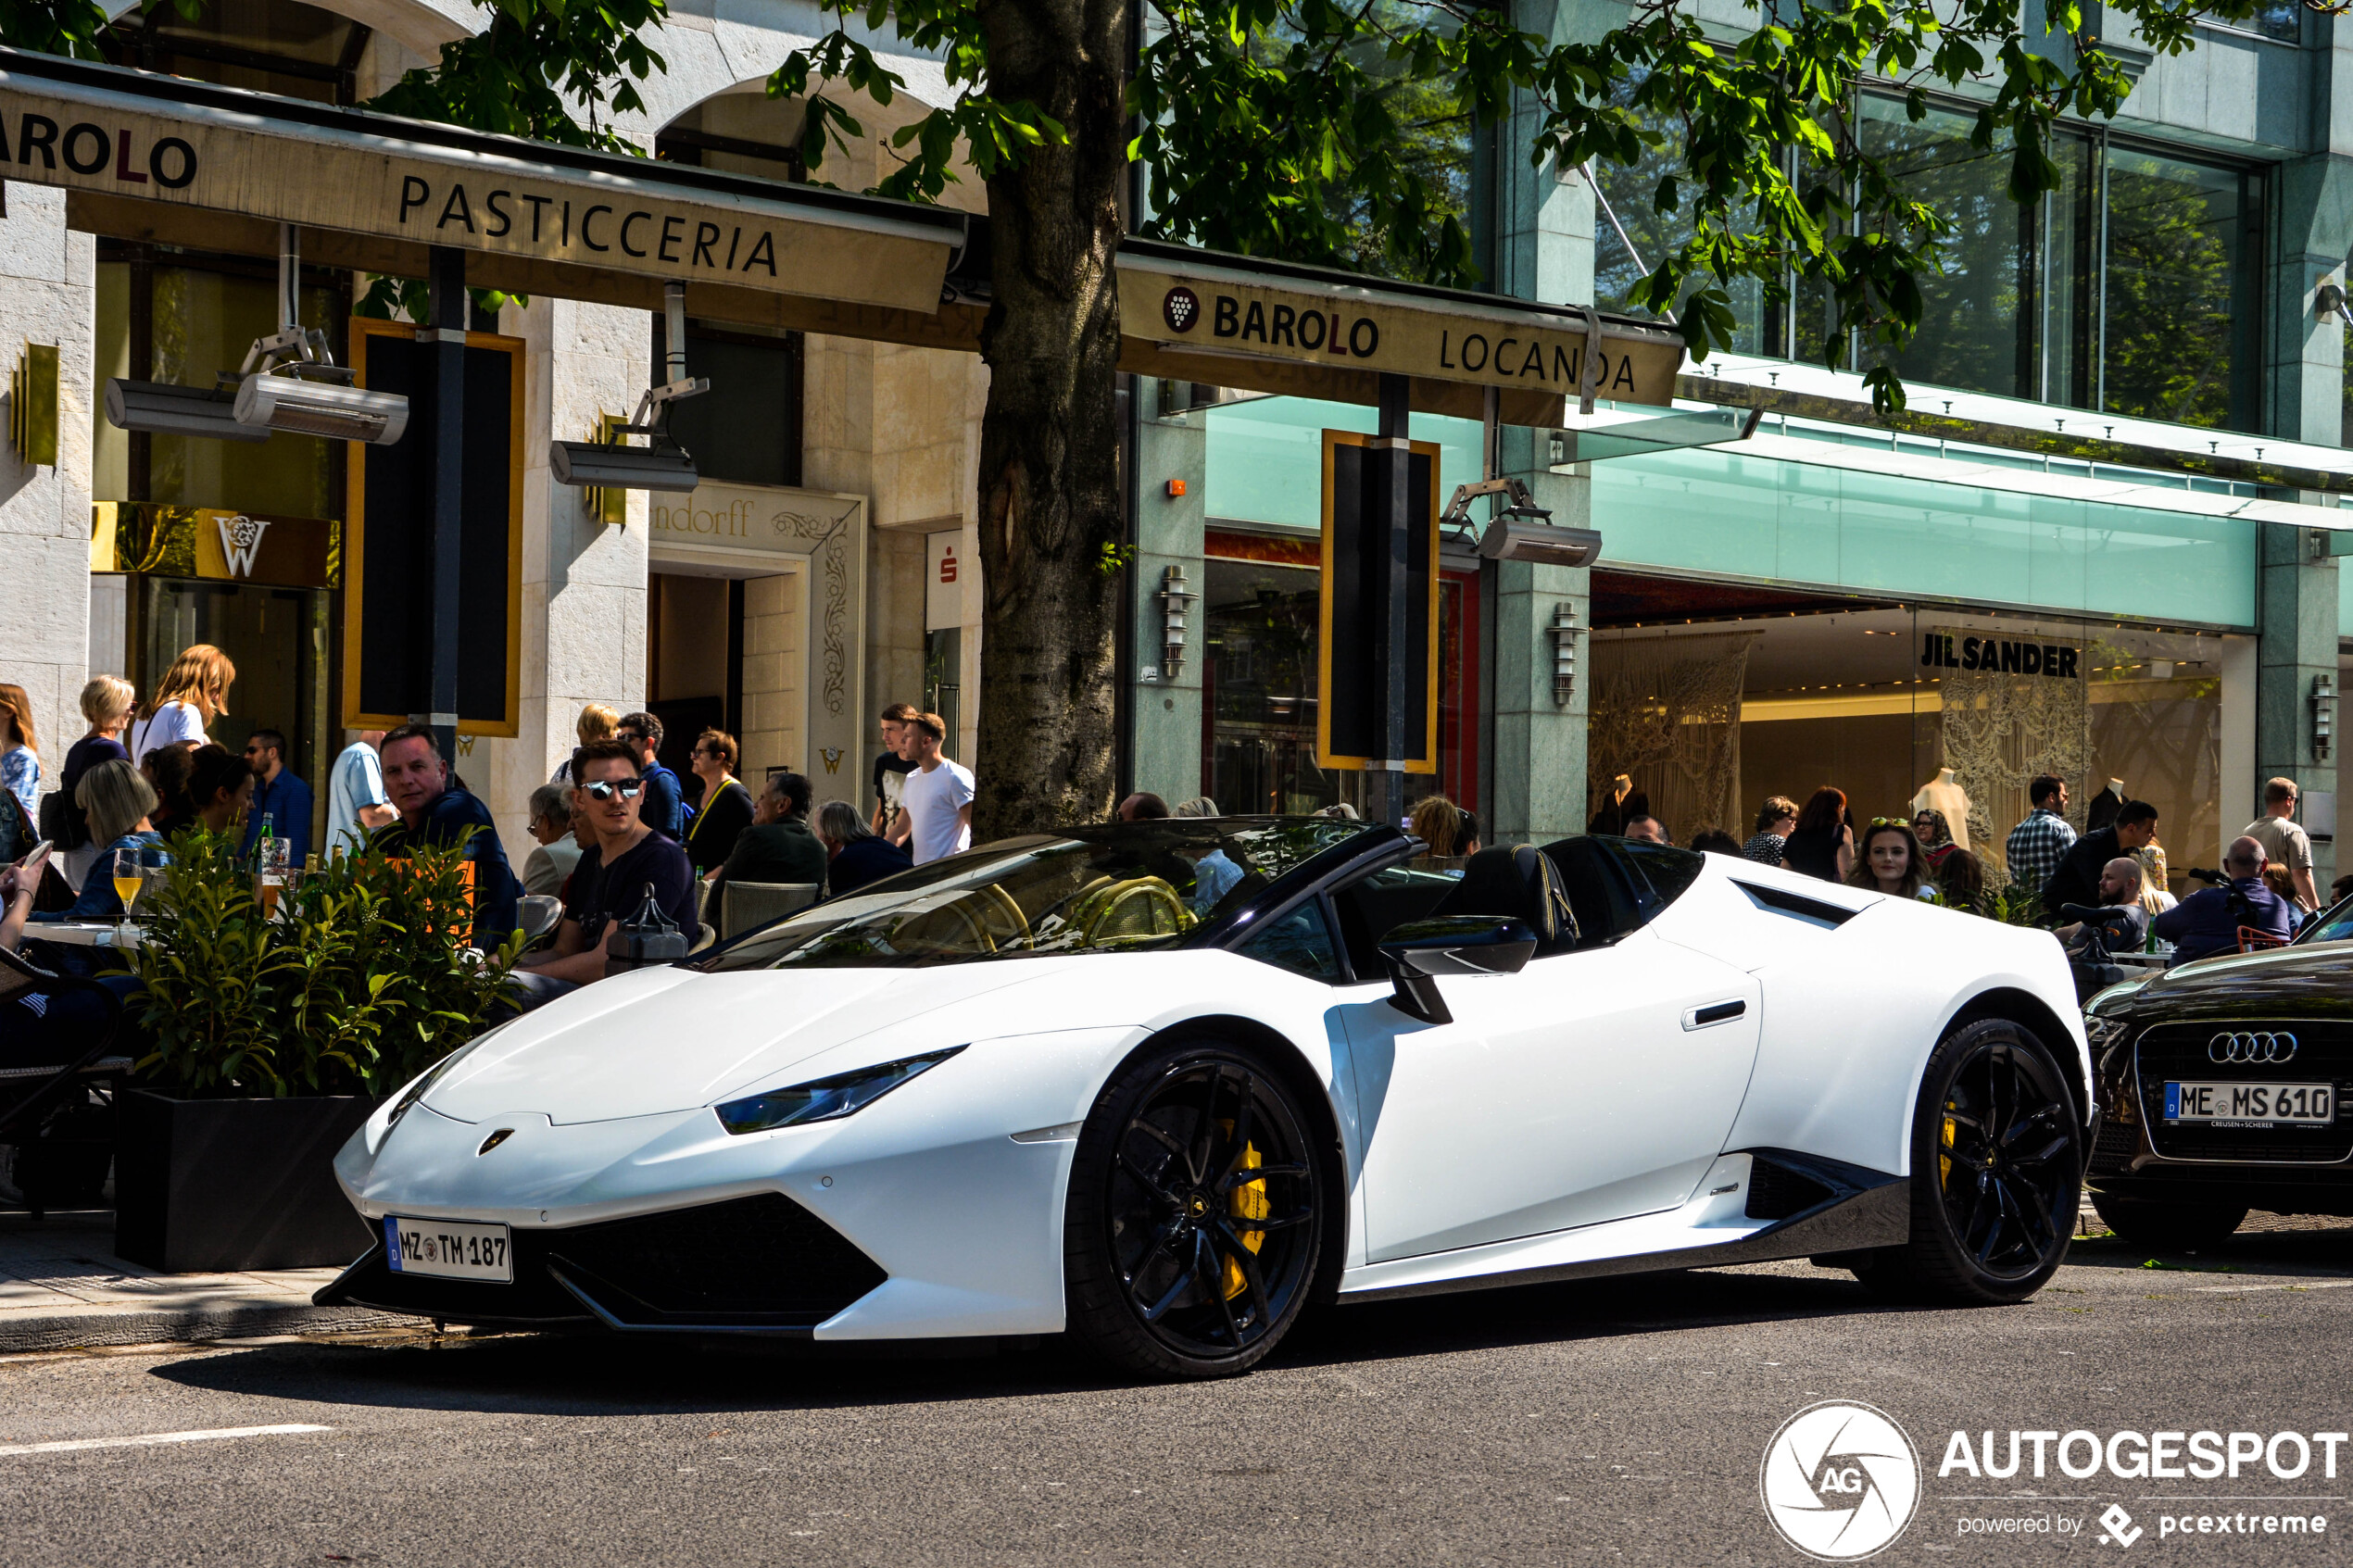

{"left": 1589, "top": 589, "right": 2237, "bottom": 890}
{"left": 1200, "top": 534, "right": 1477, "bottom": 821}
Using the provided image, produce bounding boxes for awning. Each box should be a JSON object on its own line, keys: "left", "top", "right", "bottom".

{"left": 0, "top": 48, "right": 1686, "bottom": 422}
{"left": 0, "top": 47, "right": 964, "bottom": 314}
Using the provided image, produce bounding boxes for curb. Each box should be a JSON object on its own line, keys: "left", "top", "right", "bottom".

{"left": 0, "top": 1301, "right": 424, "bottom": 1355}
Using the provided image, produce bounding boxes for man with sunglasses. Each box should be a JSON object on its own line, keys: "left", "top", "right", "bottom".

{"left": 513, "top": 738, "right": 700, "bottom": 997}
{"left": 377, "top": 723, "right": 522, "bottom": 950}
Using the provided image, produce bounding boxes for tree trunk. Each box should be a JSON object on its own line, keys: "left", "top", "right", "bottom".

{"left": 969, "top": 0, "right": 1128, "bottom": 839}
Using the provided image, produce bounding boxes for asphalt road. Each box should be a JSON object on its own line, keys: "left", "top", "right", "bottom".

{"left": 6, "top": 1223, "right": 2352, "bottom": 1567}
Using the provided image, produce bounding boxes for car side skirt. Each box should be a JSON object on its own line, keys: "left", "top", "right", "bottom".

{"left": 1336, "top": 1149, "right": 1907, "bottom": 1304}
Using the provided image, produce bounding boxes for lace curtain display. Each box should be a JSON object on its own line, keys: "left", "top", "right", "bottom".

{"left": 1588, "top": 633, "right": 1760, "bottom": 844}
{"left": 1935, "top": 625, "right": 2089, "bottom": 885}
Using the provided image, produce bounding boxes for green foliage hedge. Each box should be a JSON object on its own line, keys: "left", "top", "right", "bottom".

{"left": 130, "top": 829, "right": 520, "bottom": 1098}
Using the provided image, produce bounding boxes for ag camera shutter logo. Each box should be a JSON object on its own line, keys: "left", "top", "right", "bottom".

{"left": 1761, "top": 1400, "right": 1921, "bottom": 1560}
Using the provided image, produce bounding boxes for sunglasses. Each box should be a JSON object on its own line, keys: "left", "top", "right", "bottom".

{"left": 582, "top": 778, "right": 645, "bottom": 802}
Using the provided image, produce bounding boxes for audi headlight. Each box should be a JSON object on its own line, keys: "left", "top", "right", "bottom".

{"left": 714, "top": 1047, "right": 964, "bottom": 1135}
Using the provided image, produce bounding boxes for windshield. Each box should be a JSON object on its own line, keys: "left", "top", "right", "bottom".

{"left": 2295, "top": 893, "right": 2353, "bottom": 946}
{"left": 693, "top": 818, "right": 1374, "bottom": 971}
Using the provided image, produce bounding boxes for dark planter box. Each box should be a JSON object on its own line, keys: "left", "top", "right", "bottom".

{"left": 115, "top": 1090, "right": 378, "bottom": 1273}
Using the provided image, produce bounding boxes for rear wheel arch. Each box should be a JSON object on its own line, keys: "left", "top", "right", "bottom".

{"left": 1126, "top": 1013, "right": 1351, "bottom": 1306}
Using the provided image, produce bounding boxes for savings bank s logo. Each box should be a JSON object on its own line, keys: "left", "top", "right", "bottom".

{"left": 1760, "top": 1401, "right": 1921, "bottom": 1561}
{"left": 1162, "top": 286, "right": 1201, "bottom": 333}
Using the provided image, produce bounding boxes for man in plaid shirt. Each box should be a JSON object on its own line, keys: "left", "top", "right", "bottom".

{"left": 2005, "top": 774, "right": 2076, "bottom": 903}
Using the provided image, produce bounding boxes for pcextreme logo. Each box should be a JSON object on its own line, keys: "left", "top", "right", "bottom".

{"left": 1760, "top": 1401, "right": 1922, "bottom": 1561}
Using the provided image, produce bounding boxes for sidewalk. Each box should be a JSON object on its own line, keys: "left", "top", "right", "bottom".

{"left": 0, "top": 1208, "right": 420, "bottom": 1353}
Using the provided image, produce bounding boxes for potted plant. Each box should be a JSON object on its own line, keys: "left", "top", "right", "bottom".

{"left": 115, "top": 828, "right": 520, "bottom": 1273}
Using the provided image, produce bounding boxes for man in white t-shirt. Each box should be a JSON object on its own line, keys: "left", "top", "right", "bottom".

{"left": 890, "top": 710, "right": 974, "bottom": 865}
{"left": 327, "top": 730, "right": 396, "bottom": 853}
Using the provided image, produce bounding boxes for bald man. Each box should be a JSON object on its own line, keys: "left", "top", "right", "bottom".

{"left": 2153, "top": 835, "right": 2295, "bottom": 965}
{"left": 2053, "top": 856, "right": 2148, "bottom": 954}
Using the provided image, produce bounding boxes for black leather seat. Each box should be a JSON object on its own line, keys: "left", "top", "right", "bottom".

{"left": 1430, "top": 845, "right": 1579, "bottom": 956}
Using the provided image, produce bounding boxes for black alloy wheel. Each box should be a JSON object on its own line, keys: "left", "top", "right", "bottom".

{"left": 1856, "top": 1018, "right": 2082, "bottom": 1305}
{"left": 1064, "top": 1041, "right": 1325, "bottom": 1378}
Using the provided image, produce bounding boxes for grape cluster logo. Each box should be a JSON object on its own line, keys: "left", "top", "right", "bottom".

{"left": 1760, "top": 1401, "right": 1922, "bottom": 1560}
{"left": 1162, "top": 286, "right": 1200, "bottom": 333}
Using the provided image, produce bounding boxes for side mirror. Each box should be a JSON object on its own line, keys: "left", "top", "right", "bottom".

{"left": 1376, "top": 915, "right": 1537, "bottom": 1025}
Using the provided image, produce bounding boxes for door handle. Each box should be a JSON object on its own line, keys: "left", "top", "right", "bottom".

{"left": 1682, "top": 998, "right": 1747, "bottom": 1030}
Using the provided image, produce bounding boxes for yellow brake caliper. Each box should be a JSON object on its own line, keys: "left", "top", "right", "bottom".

{"left": 1940, "top": 1100, "right": 1957, "bottom": 1189}
{"left": 1223, "top": 1128, "right": 1267, "bottom": 1300}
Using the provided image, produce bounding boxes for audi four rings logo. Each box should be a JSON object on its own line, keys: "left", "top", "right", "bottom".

{"left": 2209, "top": 1031, "right": 2298, "bottom": 1063}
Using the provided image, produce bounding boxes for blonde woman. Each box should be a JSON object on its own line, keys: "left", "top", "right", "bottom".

{"left": 550, "top": 702, "right": 622, "bottom": 785}
{"left": 130, "top": 645, "right": 234, "bottom": 762}
{"left": 0, "top": 683, "right": 37, "bottom": 822}
{"left": 57, "top": 674, "right": 135, "bottom": 887}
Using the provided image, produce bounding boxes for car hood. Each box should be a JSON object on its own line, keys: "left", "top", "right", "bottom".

{"left": 2119, "top": 942, "right": 2353, "bottom": 1022}
{"left": 426, "top": 962, "right": 1056, "bottom": 1124}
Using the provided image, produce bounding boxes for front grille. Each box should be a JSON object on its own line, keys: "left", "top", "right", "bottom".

{"left": 2133, "top": 1021, "right": 2353, "bottom": 1165}
{"left": 546, "top": 1193, "right": 887, "bottom": 1327}
{"left": 2088, "top": 1116, "right": 2141, "bottom": 1176}
{"left": 327, "top": 1193, "right": 886, "bottom": 1331}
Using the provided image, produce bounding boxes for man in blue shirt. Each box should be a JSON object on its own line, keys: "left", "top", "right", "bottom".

{"left": 375, "top": 723, "right": 521, "bottom": 949}
{"left": 2154, "top": 836, "right": 2295, "bottom": 966}
{"left": 617, "top": 710, "right": 690, "bottom": 841}
{"left": 239, "top": 728, "right": 313, "bottom": 868}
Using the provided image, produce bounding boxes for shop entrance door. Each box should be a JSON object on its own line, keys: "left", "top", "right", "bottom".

{"left": 136, "top": 576, "right": 331, "bottom": 845}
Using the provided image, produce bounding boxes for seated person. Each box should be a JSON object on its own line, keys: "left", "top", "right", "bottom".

{"left": 510, "top": 740, "right": 699, "bottom": 1008}
{"left": 31, "top": 760, "right": 162, "bottom": 924}
{"left": 813, "top": 798, "right": 911, "bottom": 899}
{"left": 0, "top": 847, "right": 110, "bottom": 1070}
{"left": 2051, "top": 857, "right": 2148, "bottom": 954}
{"left": 2153, "top": 836, "right": 2293, "bottom": 965}
{"left": 520, "top": 783, "right": 583, "bottom": 898}
{"left": 707, "top": 771, "right": 827, "bottom": 905}
{"left": 375, "top": 724, "right": 522, "bottom": 949}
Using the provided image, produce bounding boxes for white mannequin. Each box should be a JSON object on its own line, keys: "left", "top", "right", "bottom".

{"left": 1911, "top": 767, "right": 1972, "bottom": 852}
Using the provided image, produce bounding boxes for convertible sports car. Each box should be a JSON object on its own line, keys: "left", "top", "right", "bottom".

{"left": 319, "top": 818, "right": 2092, "bottom": 1378}
{"left": 2082, "top": 893, "right": 2353, "bottom": 1243}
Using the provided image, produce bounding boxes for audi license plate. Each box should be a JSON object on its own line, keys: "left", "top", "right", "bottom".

{"left": 384, "top": 1216, "right": 511, "bottom": 1283}
{"left": 2163, "top": 1082, "right": 2334, "bottom": 1126}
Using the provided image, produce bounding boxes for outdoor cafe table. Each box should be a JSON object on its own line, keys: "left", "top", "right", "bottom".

{"left": 27, "top": 922, "right": 145, "bottom": 949}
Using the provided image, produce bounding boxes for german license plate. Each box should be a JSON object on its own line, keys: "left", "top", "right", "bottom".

{"left": 384, "top": 1216, "right": 511, "bottom": 1282}
{"left": 2163, "top": 1082, "right": 2334, "bottom": 1125}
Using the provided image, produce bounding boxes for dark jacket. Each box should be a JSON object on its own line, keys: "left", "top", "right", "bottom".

{"left": 682, "top": 777, "right": 754, "bottom": 874}
{"left": 825, "top": 834, "right": 913, "bottom": 898}
{"left": 2154, "top": 877, "right": 2294, "bottom": 965}
{"left": 2043, "top": 825, "right": 2122, "bottom": 916}
{"left": 379, "top": 786, "right": 522, "bottom": 949}
{"left": 713, "top": 818, "right": 829, "bottom": 890}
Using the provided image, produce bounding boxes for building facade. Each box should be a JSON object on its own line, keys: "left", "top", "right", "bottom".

{"left": 0, "top": 0, "right": 2345, "bottom": 905}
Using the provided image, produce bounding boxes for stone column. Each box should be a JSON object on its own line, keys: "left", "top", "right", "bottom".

{"left": 1483, "top": 0, "right": 1596, "bottom": 845}
{"left": 475, "top": 295, "right": 651, "bottom": 834}
{"left": 1129, "top": 378, "right": 1207, "bottom": 805}
{"left": 2255, "top": 521, "right": 2338, "bottom": 891}
{"left": 0, "top": 184, "right": 95, "bottom": 789}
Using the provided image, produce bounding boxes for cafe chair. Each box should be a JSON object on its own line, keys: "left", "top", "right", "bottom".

{"left": 0, "top": 944, "right": 126, "bottom": 1220}
{"left": 723, "top": 881, "right": 820, "bottom": 941}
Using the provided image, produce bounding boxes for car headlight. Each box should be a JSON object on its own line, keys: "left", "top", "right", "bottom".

{"left": 384, "top": 1026, "right": 505, "bottom": 1128}
{"left": 713, "top": 1047, "right": 965, "bottom": 1135}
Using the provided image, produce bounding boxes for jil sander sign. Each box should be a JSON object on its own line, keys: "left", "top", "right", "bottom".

{"left": 1920, "top": 630, "right": 2082, "bottom": 679}
{"left": 0, "top": 61, "right": 956, "bottom": 314}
